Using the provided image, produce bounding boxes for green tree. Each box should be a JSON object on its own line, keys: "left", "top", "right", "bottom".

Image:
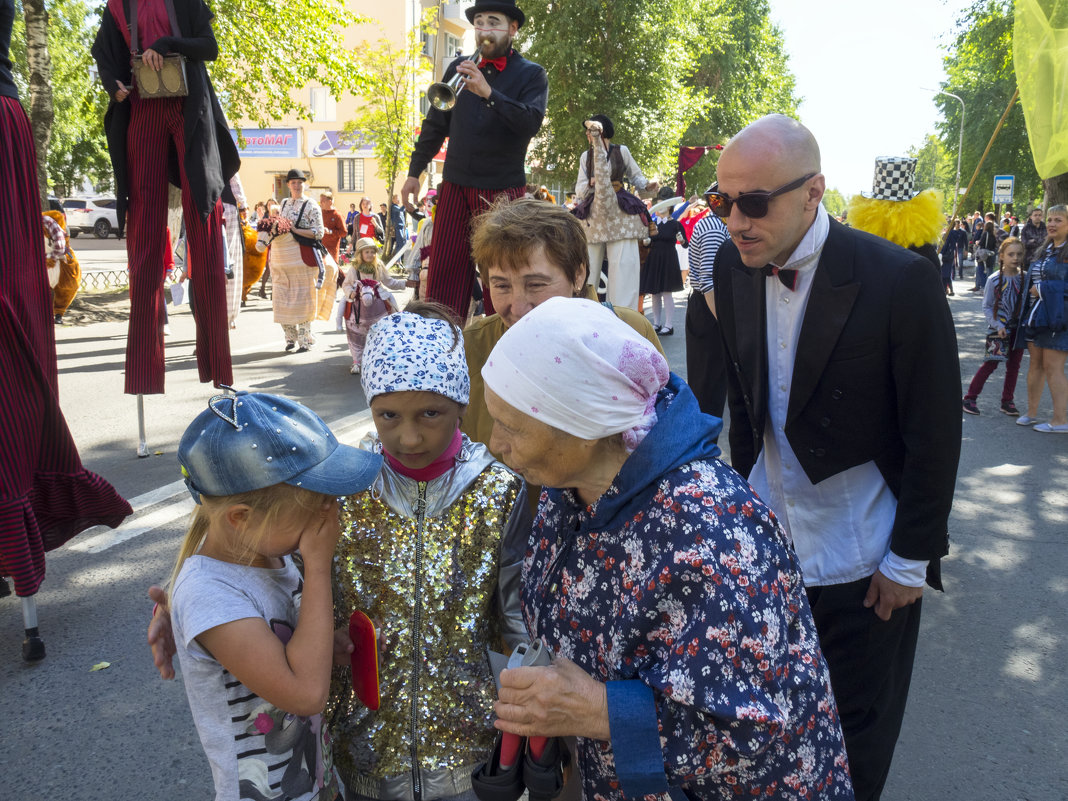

{"left": 343, "top": 10, "right": 435, "bottom": 245}
{"left": 210, "top": 0, "right": 373, "bottom": 127}
{"left": 937, "top": 0, "right": 1043, "bottom": 215}
{"left": 907, "top": 133, "right": 956, "bottom": 214}
{"left": 518, "top": 0, "right": 704, "bottom": 187}
{"left": 11, "top": 0, "right": 373, "bottom": 200}
{"left": 12, "top": 0, "right": 112, "bottom": 197}
{"left": 677, "top": 0, "right": 799, "bottom": 195}
{"left": 17, "top": 0, "right": 54, "bottom": 204}
{"left": 822, "top": 188, "right": 846, "bottom": 218}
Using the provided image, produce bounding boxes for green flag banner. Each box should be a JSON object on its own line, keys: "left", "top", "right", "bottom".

{"left": 1015, "top": 0, "right": 1068, "bottom": 178}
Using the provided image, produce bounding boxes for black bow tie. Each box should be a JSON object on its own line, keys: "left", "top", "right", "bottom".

{"left": 762, "top": 264, "right": 798, "bottom": 291}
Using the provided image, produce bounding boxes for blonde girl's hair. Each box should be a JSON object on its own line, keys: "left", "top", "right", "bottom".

{"left": 1040, "top": 204, "right": 1068, "bottom": 255}
{"left": 165, "top": 483, "right": 327, "bottom": 601}
{"left": 357, "top": 250, "right": 383, "bottom": 274}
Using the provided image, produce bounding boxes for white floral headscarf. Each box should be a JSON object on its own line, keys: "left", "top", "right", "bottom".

{"left": 481, "top": 297, "right": 669, "bottom": 451}
{"left": 361, "top": 312, "right": 470, "bottom": 405}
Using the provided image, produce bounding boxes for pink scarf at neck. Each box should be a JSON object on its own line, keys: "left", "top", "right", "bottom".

{"left": 383, "top": 428, "right": 463, "bottom": 482}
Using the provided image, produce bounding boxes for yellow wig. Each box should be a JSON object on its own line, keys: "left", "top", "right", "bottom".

{"left": 847, "top": 188, "right": 944, "bottom": 249}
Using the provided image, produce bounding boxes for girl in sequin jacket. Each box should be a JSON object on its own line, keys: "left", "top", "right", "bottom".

{"left": 328, "top": 305, "right": 531, "bottom": 801}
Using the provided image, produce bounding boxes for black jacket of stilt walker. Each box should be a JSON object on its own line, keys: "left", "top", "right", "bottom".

{"left": 91, "top": 0, "right": 240, "bottom": 228}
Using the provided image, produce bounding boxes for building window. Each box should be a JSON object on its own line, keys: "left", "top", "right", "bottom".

{"left": 421, "top": 30, "right": 435, "bottom": 58}
{"left": 445, "top": 34, "right": 461, "bottom": 58}
{"left": 310, "top": 87, "right": 336, "bottom": 122}
{"left": 338, "top": 159, "right": 364, "bottom": 192}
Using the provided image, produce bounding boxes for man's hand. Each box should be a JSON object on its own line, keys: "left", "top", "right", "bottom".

{"left": 494, "top": 656, "right": 610, "bottom": 741}
{"left": 997, "top": 326, "right": 1007, "bottom": 338}
{"left": 147, "top": 585, "right": 176, "bottom": 680}
{"left": 114, "top": 80, "right": 130, "bottom": 103}
{"left": 400, "top": 177, "right": 420, "bottom": 211}
{"left": 455, "top": 59, "right": 491, "bottom": 99}
{"left": 142, "top": 47, "right": 164, "bottom": 71}
{"left": 863, "top": 570, "right": 923, "bottom": 622}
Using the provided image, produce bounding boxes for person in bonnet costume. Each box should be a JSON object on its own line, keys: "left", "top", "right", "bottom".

{"left": 481, "top": 297, "right": 853, "bottom": 801}
{"left": 339, "top": 238, "right": 400, "bottom": 375}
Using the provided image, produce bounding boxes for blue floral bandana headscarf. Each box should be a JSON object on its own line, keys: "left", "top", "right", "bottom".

{"left": 360, "top": 312, "right": 470, "bottom": 406}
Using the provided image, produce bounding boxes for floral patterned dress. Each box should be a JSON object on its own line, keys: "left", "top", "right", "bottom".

{"left": 521, "top": 376, "right": 854, "bottom": 800}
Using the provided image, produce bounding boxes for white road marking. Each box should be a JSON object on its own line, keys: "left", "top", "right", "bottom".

{"left": 69, "top": 409, "right": 375, "bottom": 554}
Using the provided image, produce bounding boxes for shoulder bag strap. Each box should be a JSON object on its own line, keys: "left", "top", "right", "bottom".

{"left": 296, "top": 200, "right": 309, "bottom": 229}
{"left": 129, "top": 0, "right": 139, "bottom": 52}
{"left": 162, "top": 0, "right": 181, "bottom": 38}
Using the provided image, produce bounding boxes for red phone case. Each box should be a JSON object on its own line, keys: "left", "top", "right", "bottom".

{"left": 348, "top": 610, "right": 380, "bottom": 711}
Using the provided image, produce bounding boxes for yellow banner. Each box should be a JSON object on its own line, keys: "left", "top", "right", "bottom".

{"left": 1015, "top": 0, "right": 1068, "bottom": 178}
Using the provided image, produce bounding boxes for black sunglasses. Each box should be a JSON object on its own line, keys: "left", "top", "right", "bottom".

{"left": 705, "top": 173, "right": 817, "bottom": 219}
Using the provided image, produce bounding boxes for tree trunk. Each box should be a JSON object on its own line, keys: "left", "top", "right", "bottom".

{"left": 22, "top": 0, "right": 54, "bottom": 207}
{"left": 1043, "top": 172, "right": 1068, "bottom": 208}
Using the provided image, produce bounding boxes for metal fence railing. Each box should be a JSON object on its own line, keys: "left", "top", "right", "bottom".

{"left": 80, "top": 270, "right": 129, "bottom": 290}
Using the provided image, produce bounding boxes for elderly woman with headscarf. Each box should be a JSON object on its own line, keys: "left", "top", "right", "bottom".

{"left": 480, "top": 297, "right": 853, "bottom": 800}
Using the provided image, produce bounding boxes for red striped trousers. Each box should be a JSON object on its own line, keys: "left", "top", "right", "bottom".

{"left": 125, "top": 96, "right": 231, "bottom": 394}
{"left": 424, "top": 181, "right": 525, "bottom": 322}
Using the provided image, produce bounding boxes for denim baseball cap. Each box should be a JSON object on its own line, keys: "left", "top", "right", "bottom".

{"left": 178, "top": 390, "right": 382, "bottom": 503}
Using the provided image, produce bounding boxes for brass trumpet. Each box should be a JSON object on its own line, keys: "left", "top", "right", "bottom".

{"left": 426, "top": 42, "right": 488, "bottom": 111}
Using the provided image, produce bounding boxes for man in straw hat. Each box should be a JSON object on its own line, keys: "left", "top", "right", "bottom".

{"left": 400, "top": 0, "right": 547, "bottom": 324}
{"left": 710, "top": 114, "right": 961, "bottom": 801}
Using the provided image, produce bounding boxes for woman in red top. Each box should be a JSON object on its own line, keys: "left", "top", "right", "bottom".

{"left": 352, "top": 196, "right": 383, "bottom": 249}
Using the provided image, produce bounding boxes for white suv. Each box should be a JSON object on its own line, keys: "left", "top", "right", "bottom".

{"left": 64, "top": 197, "right": 120, "bottom": 239}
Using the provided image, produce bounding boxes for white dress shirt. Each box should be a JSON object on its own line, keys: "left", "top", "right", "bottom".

{"left": 747, "top": 205, "right": 928, "bottom": 588}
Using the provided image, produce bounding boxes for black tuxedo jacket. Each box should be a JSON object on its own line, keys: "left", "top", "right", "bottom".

{"left": 713, "top": 218, "right": 961, "bottom": 589}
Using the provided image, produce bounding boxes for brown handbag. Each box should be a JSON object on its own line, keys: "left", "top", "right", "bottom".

{"left": 130, "top": 0, "right": 189, "bottom": 98}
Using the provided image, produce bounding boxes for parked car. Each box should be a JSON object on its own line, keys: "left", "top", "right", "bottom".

{"left": 64, "top": 197, "right": 120, "bottom": 239}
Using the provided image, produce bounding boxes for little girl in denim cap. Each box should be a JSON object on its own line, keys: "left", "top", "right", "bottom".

{"left": 328, "top": 302, "right": 531, "bottom": 801}
{"left": 170, "top": 390, "right": 381, "bottom": 801}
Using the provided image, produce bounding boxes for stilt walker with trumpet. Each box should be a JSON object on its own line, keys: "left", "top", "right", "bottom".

{"left": 400, "top": 0, "right": 547, "bottom": 324}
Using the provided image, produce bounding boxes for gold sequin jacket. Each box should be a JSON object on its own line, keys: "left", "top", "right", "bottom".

{"left": 328, "top": 435, "right": 530, "bottom": 801}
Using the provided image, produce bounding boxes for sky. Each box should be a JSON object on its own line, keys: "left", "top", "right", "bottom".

{"left": 766, "top": 0, "right": 972, "bottom": 197}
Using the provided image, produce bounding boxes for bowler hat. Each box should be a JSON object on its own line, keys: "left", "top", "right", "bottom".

{"left": 465, "top": 0, "right": 525, "bottom": 27}
{"left": 286, "top": 168, "right": 307, "bottom": 183}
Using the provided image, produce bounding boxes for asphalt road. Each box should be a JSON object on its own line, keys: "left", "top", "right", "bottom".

{"left": 0, "top": 245, "right": 1065, "bottom": 800}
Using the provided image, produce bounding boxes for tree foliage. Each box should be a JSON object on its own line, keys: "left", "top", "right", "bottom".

{"left": 516, "top": 0, "right": 796, "bottom": 194}
{"left": 677, "top": 0, "right": 799, "bottom": 195}
{"left": 518, "top": 0, "right": 705, "bottom": 187}
{"left": 16, "top": 0, "right": 53, "bottom": 204}
{"left": 11, "top": 0, "right": 374, "bottom": 198}
{"left": 12, "top": 0, "right": 111, "bottom": 197}
{"left": 937, "top": 0, "right": 1043, "bottom": 214}
{"left": 209, "top": 0, "right": 373, "bottom": 126}
{"left": 343, "top": 9, "right": 435, "bottom": 244}
{"left": 907, "top": 134, "right": 957, "bottom": 215}
{"left": 822, "top": 188, "right": 846, "bottom": 218}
